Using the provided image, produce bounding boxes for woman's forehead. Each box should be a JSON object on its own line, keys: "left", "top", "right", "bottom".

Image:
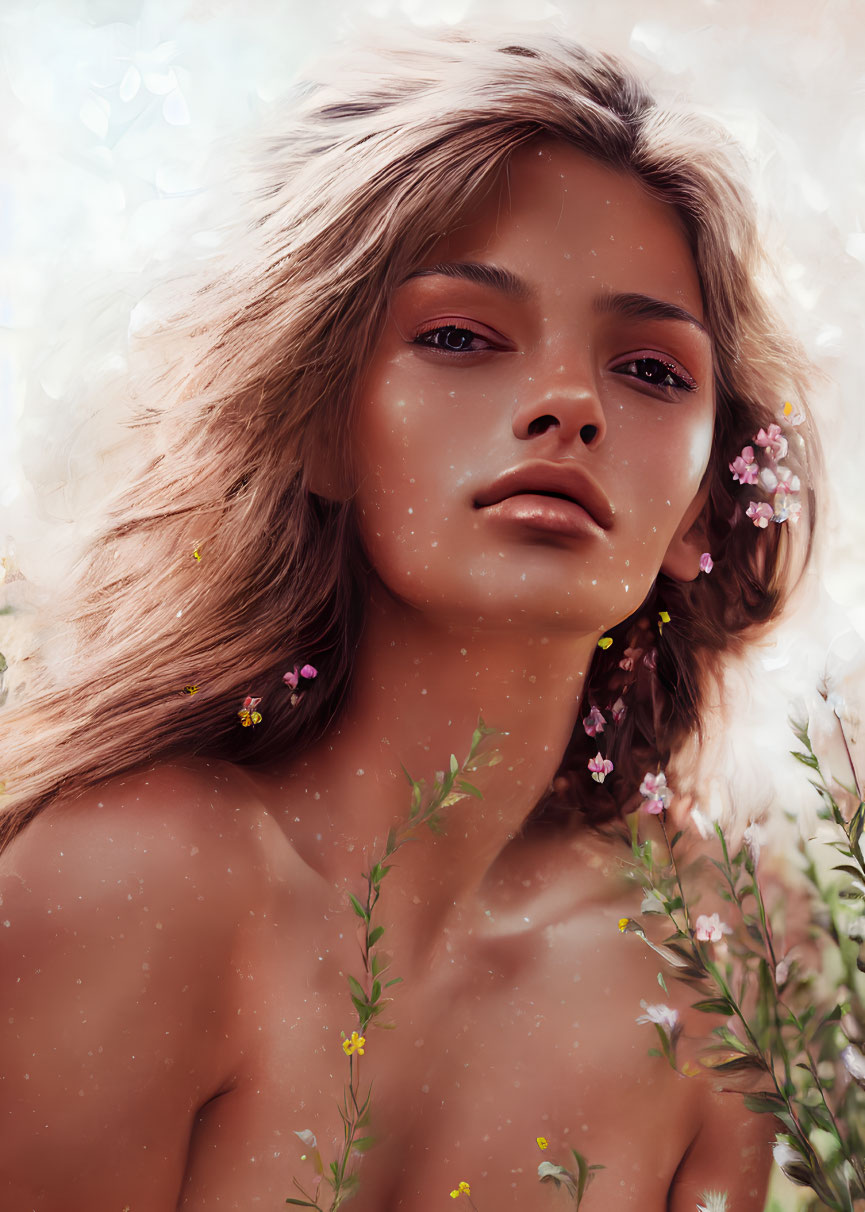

{"left": 404, "top": 139, "right": 707, "bottom": 331}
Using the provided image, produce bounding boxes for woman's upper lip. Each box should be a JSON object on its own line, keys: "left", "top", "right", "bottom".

{"left": 474, "top": 460, "right": 614, "bottom": 530}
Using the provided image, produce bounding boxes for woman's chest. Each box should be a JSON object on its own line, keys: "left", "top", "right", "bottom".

{"left": 177, "top": 894, "right": 700, "bottom": 1210}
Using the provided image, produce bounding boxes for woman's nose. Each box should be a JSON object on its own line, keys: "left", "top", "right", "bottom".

{"left": 511, "top": 367, "right": 606, "bottom": 450}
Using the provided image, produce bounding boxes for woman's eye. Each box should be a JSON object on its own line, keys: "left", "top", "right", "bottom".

{"left": 412, "top": 325, "right": 492, "bottom": 354}
{"left": 611, "top": 355, "right": 697, "bottom": 393}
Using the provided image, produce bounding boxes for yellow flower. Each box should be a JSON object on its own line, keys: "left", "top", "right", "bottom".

{"left": 618, "top": 917, "right": 630, "bottom": 932}
{"left": 238, "top": 708, "right": 262, "bottom": 727}
{"left": 182, "top": 685, "right": 199, "bottom": 695}
{"left": 449, "top": 1181, "right": 471, "bottom": 1198}
{"left": 536, "top": 1136, "right": 548, "bottom": 1150}
{"left": 783, "top": 399, "right": 793, "bottom": 417}
{"left": 342, "top": 1030, "right": 366, "bottom": 1057}
{"left": 597, "top": 636, "right": 613, "bottom": 650}
{"left": 192, "top": 547, "right": 201, "bottom": 561}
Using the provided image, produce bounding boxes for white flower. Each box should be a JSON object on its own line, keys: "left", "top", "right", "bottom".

{"left": 636, "top": 1001, "right": 679, "bottom": 1034}
{"left": 694, "top": 913, "right": 730, "bottom": 943}
{"left": 742, "top": 823, "right": 762, "bottom": 867}
{"left": 697, "top": 1192, "right": 728, "bottom": 1212}
{"left": 841, "top": 1044, "right": 865, "bottom": 1087}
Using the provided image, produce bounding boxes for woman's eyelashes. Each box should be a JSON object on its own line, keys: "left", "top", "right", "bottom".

{"left": 411, "top": 324, "right": 699, "bottom": 396}
{"left": 609, "top": 352, "right": 698, "bottom": 395}
{"left": 412, "top": 322, "right": 498, "bottom": 355}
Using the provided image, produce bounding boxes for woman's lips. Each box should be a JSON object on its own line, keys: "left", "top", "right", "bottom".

{"left": 479, "top": 492, "right": 606, "bottom": 539}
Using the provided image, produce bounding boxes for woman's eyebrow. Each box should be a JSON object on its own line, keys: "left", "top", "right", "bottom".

{"left": 397, "top": 262, "right": 708, "bottom": 335}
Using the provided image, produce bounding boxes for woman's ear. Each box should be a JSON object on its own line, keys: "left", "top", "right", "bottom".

{"left": 660, "top": 478, "right": 712, "bottom": 582}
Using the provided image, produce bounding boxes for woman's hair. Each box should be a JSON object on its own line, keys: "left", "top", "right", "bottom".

{"left": 0, "top": 20, "right": 819, "bottom": 846}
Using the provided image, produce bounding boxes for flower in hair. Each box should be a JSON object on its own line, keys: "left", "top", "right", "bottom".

{"left": 597, "top": 635, "right": 613, "bottom": 650}
{"left": 699, "top": 552, "right": 713, "bottom": 573}
{"left": 639, "top": 770, "right": 672, "bottom": 814}
{"left": 588, "top": 753, "right": 614, "bottom": 783}
{"left": 618, "top": 646, "right": 642, "bottom": 672}
{"left": 182, "top": 685, "right": 199, "bottom": 695}
{"left": 283, "top": 663, "right": 318, "bottom": 689}
{"left": 583, "top": 705, "right": 605, "bottom": 737}
{"left": 192, "top": 546, "right": 201, "bottom": 561}
{"left": 729, "top": 446, "right": 759, "bottom": 485}
{"left": 238, "top": 695, "right": 262, "bottom": 727}
{"left": 657, "top": 611, "right": 670, "bottom": 636}
{"left": 782, "top": 399, "right": 805, "bottom": 426}
{"left": 754, "top": 423, "right": 788, "bottom": 461}
{"left": 611, "top": 697, "right": 627, "bottom": 724}
{"left": 746, "top": 501, "right": 773, "bottom": 528}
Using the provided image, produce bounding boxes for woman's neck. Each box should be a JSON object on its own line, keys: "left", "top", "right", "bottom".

{"left": 266, "top": 581, "right": 597, "bottom": 948}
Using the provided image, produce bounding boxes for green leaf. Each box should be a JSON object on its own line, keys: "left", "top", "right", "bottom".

{"left": 370, "top": 979, "right": 381, "bottom": 1004}
{"left": 669, "top": 830, "right": 684, "bottom": 850}
{"left": 692, "top": 998, "right": 733, "bottom": 1015}
{"left": 657, "top": 970, "right": 668, "bottom": 994}
{"left": 385, "top": 826, "right": 398, "bottom": 856}
{"left": 348, "top": 893, "right": 369, "bottom": 922}
{"left": 450, "top": 753, "right": 459, "bottom": 775}
{"left": 743, "top": 1091, "right": 787, "bottom": 1115}
{"left": 851, "top": 802, "right": 865, "bottom": 854}
{"left": 790, "top": 749, "right": 819, "bottom": 769}
{"left": 285, "top": 1200, "right": 316, "bottom": 1207}
{"left": 384, "top": 976, "right": 403, "bottom": 988}
{"left": 368, "top": 925, "right": 385, "bottom": 947}
{"left": 457, "top": 779, "right": 483, "bottom": 799}
{"left": 351, "top": 1135, "right": 377, "bottom": 1153}
{"left": 347, "top": 974, "right": 367, "bottom": 1006}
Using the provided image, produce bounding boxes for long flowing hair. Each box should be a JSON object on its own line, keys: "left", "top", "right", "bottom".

{"left": 0, "top": 20, "right": 819, "bottom": 846}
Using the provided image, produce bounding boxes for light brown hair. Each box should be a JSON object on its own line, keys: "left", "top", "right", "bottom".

{"left": 0, "top": 20, "right": 818, "bottom": 845}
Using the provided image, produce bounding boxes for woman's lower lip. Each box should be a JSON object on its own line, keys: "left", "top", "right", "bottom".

{"left": 480, "top": 494, "right": 604, "bottom": 538}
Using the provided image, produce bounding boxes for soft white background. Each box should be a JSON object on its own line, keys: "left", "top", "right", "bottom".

{"left": 0, "top": 4, "right": 863, "bottom": 1202}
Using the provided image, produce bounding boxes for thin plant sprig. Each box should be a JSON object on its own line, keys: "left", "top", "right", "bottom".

{"left": 620, "top": 731, "right": 865, "bottom": 1211}
{"left": 287, "top": 718, "right": 499, "bottom": 1210}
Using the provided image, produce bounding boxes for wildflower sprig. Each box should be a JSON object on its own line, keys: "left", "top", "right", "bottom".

{"left": 537, "top": 1147, "right": 604, "bottom": 1209}
{"left": 287, "top": 718, "right": 498, "bottom": 1211}
{"left": 620, "top": 715, "right": 865, "bottom": 1210}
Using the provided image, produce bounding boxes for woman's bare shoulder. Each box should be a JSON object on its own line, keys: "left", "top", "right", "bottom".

{"left": 0, "top": 757, "right": 302, "bottom": 1209}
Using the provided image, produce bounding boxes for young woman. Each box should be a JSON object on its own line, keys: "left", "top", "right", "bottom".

{"left": 0, "top": 21, "right": 817, "bottom": 1211}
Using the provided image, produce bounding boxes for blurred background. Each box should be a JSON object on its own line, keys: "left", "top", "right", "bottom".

{"left": 1, "top": 1, "right": 863, "bottom": 1205}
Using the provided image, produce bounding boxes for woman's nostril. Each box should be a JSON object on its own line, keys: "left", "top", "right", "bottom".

{"left": 527, "top": 414, "right": 559, "bottom": 437}
{"left": 580, "top": 423, "right": 598, "bottom": 445}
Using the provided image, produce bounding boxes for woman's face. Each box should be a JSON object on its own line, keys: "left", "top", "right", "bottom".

{"left": 351, "top": 139, "right": 715, "bottom": 635}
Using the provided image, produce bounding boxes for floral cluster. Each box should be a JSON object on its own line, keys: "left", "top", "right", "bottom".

{"left": 639, "top": 770, "right": 672, "bottom": 815}
{"left": 236, "top": 661, "right": 318, "bottom": 727}
{"left": 730, "top": 416, "right": 802, "bottom": 528}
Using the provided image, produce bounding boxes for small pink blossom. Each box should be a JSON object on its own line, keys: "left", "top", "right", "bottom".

{"left": 242, "top": 695, "right": 262, "bottom": 710}
{"left": 588, "top": 753, "right": 614, "bottom": 784}
{"left": 299, "top": 664, "right": 318, "bottom": 679}
{"left": 582, "top": 704, "right": 605, "bottom": 737}
{"left": 729, "top": 446, "right": 758, "bottom": 485}
{"left": 283, "top": 667, "right": 300, "bottom": 689}
{"left": 611, "top": 697, "right": 627, "bottom": 724}
{"left": 618, "top": 646, "right": 642, "bottom": 672}
{"left": 699, "top": 552, "right": 713, "bottom": 574}
{"left": 754, "top": 423, "right": 788, "bottom": 460}
{"left": 694, "top": 912, "right": 729, "bottom": 943}
{"left": 639, "top": 770, "right": 672, "bottom": 814}
{"left": 642, "top": 648, "right": 657, "bottom": 671}
{"left": 746, "top": 501, "right": 773, "bottom": 528}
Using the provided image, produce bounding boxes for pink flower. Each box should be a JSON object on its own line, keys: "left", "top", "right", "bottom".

{"left": 746, "top": 501, "right": 773, "bottom": 528}
{"left": 642, "top": 648, "right": 657, "bottom": 671}
{"left": 242, "top": 695, "right": 262, "bottom": 711}
{"left": 639, "top": 770, "right": 672, "bottom": 813}
{"left": 299, "top": 664, "right": 318, "bottom": 679}
{"left": 283, "top": 667, "right": 300, "bottom": 689}
{"left": 694, "top": 912, "right": 729, "bottom": 943}
{"left": 588, "top": 753, "right": 614, "bottom": 783}
{"left": 699, "top": 552, "right": 713, "bottom": 574}
{"left": 618, "top": 646, "right": 642, "bottom": 672}
{"left": 729, "top": 446, "right": 758, "bottom": 485}
{"left": 754, "top": 424, "right": 788, "bottom": 460}
{"left": 611, "top": 697, "right": 627, "bottom": 724}
{"left": 583, "top": 704, "right": 605, "bottom": 737}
